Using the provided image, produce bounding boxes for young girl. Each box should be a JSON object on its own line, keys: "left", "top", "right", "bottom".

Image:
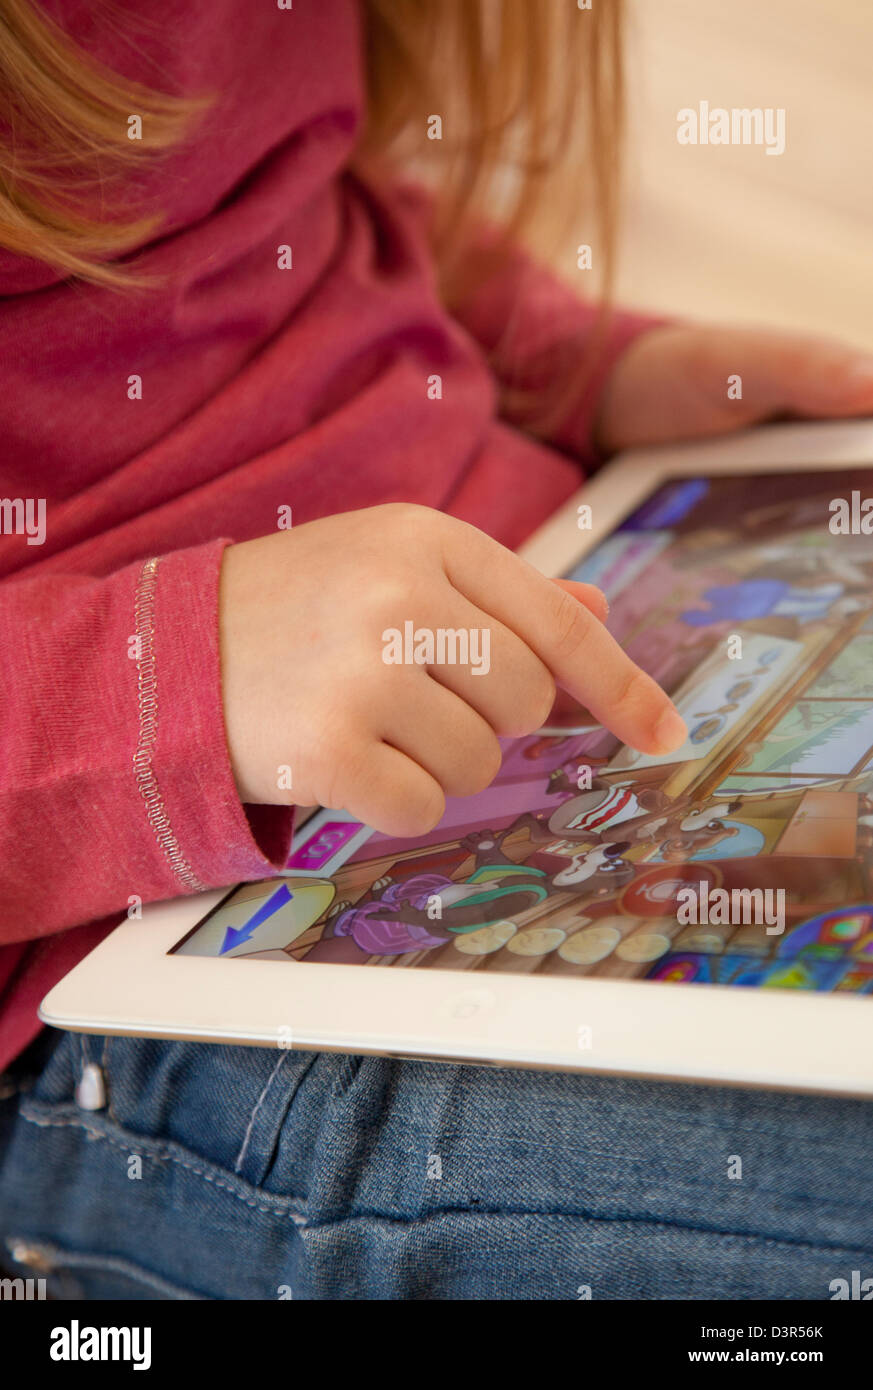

{"left": 1, "top": 0, "right": 872, "bottom": 1300}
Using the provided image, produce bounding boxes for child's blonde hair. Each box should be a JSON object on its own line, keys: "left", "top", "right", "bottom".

{"left": 361, "top": 0, "right": 623, "bottom": 310}
{"left": 0, "top": 0, "right": 623, "bottom": 297}
{"left": 0, "top": 0, "right": 204, "bottom": 284}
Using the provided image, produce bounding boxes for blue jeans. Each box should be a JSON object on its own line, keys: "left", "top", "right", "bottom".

{"left": 1, "top": 1027, "right": 872, "bottom": 1299}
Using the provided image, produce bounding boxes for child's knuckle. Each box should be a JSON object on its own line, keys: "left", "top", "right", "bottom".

{"left": 614, "top": 667, "right": 651, "bottom": 715}
{"left": 550, "top": 588, "right": 591, "bottom": 660}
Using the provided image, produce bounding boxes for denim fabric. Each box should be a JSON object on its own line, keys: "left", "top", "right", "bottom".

{"left": 1, "top": 1028, "right": 872, "bottom": 1300}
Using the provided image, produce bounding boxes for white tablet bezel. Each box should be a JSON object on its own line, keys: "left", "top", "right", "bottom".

{"left": 40, "top": 418, "right": 873, "bottom": 1096}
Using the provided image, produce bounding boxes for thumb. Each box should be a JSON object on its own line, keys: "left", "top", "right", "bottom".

{"left": 726, "top": 331, "right": 873, "bottom": 420}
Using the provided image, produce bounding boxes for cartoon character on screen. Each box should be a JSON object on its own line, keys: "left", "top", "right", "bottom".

{"left": 516, "top": 776, "right": 670, "bottom": 843}
{"left": 545, "top": 840, "right": 636, "bottom": 892}
{"left": 443, "top": 829, "right": 638, "bottom": 902}
{"left": 469, "top": 828, "right": 643, "bottom": 898}
{"left": 325, "top": 831, "right": 548, "bottom": 955}
{"left": 651, "top": 803, "right": 745, "bottom": 862}
{"left": 325, "top": 829, "right": 634, "bottom": 955}
{"left": 512, "top": 778, "right": 742, "bottom": 861}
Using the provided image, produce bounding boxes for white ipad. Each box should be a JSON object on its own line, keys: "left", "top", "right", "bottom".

{"left": 41, "top": 418, "right": 873, "bottom": 1096}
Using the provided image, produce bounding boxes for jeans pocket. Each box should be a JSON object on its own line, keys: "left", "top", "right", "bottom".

{"left": 4, "top": 1234, "right": 204, "bottom": 1300}
{"left": 85, "top": 1034, "right": 333, "bottom": 1189}
{"left": 248, "top": 1051, "right": 371, "bottom": 1193}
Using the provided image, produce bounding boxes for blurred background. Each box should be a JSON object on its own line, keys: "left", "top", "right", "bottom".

{"left": 556, "top": 0, "right": 873, "bottom": 351}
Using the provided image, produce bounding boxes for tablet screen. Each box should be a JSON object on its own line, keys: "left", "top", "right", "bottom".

{"left": 175, "top": 468, "right": 873, "bottom": 995}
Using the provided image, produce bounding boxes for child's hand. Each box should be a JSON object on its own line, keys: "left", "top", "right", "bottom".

{"left": 595, "top": 324, "right": 873, "bottom": 454}
{"left": 218, "top": 505, "right": 686, "bottom": 836}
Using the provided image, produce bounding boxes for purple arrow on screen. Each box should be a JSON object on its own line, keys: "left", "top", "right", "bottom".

{"left": 220, "top": 883, "right": 293, "bottom": 955}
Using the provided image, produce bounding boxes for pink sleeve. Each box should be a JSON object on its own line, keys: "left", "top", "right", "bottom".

{"left": 452, "top": 240, "right": 666, "bottom": 467}
{"left": 0, "top": 538, "right": 294, "bottom": 946}
{"left": 391, "top": 182, "right": 667, "bottom": 468}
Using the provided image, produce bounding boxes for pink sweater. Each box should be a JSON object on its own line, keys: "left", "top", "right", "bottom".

{"left": 0, "top": 0, "right": 657, "bottom": 1068}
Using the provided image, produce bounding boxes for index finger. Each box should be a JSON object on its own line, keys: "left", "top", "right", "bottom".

{"left": 440, "top": 520, "right": 687, "bottom": 756}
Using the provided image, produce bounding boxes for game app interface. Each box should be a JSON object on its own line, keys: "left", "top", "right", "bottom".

{"left": 176, "top": 470, "right": 873, "bottom": 995}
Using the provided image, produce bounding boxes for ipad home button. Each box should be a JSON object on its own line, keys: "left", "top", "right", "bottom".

{"left": 440, "top": 987, "right": 496, "bottom": 1022}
